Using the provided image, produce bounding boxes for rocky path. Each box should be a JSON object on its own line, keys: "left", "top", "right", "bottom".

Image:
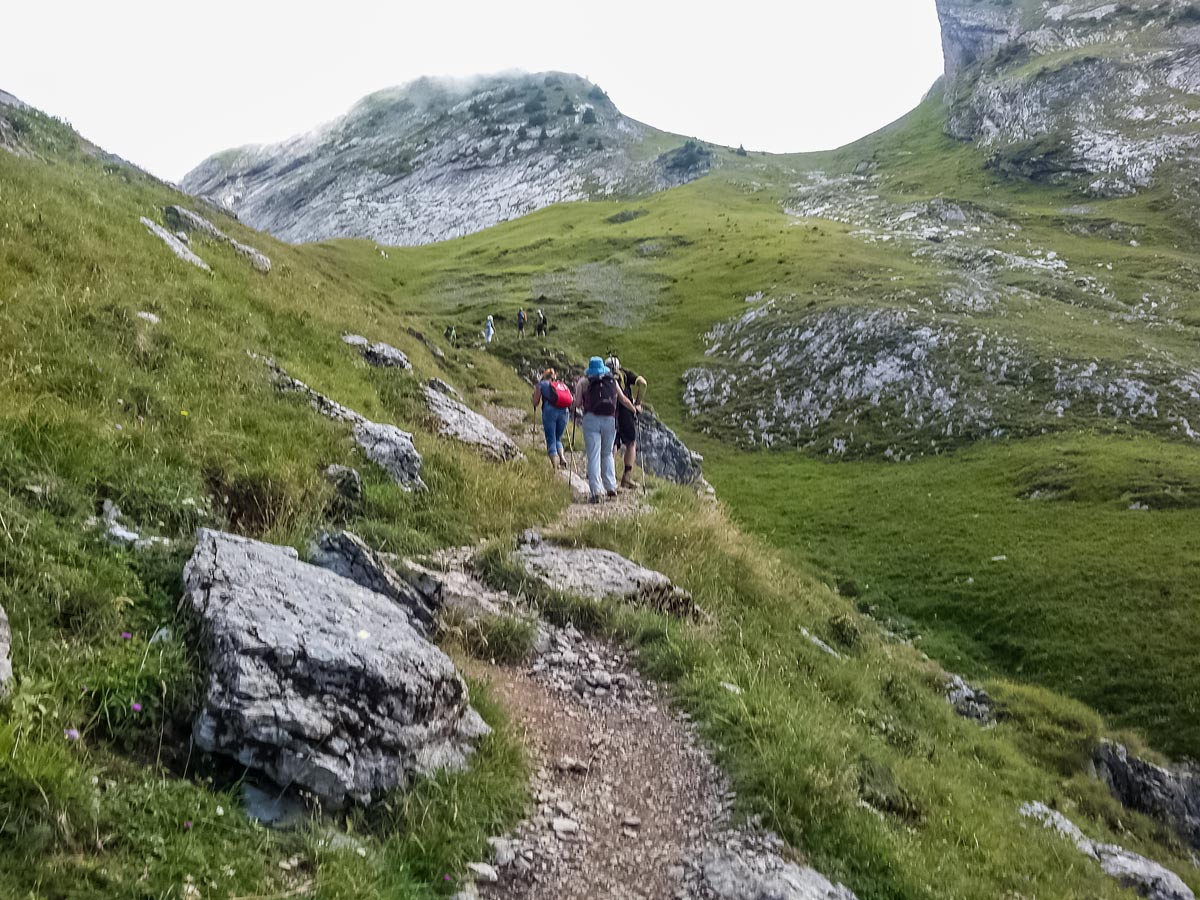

{"left": 453, "top": 440, "right": 854, "bottom": 900}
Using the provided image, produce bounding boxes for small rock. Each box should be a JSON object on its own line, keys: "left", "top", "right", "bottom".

{"left": 551, "top": 817, "right": 580, "bottom": 837}
{"left": 720, "top": 681, "right": 742, "bottom": 696}
{"left": 0, "top": 603, "right": 12, "bottom": 697}
{"left": 558, "top": 756, "right": 588, "bottom": 774}
{"left": 466, "top": 862, "right": 498, "bottom": 883}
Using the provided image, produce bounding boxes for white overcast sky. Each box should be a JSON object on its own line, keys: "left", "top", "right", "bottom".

{"left": 2, "top": 1, "right": 945, "bottom": 182}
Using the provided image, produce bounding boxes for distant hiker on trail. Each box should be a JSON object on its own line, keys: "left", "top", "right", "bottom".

{"left": 484, "top": 315, "right": 495, "bottom": 344}
{"left": 574, "top": 356, "right": 638, "bottom": 503}
{"left": 536, "top": 308, "right": 547, "bottom": 337}
{"left": 607, "top": 356, "right": 647, "bottom": 489}
{"left": 443, "top": 324, "right": 457, "bottom": 347}
{"left": 532, "top": 368, "right": 572, "bottom": 469}
{"left": 517, "top": 308, "right": 528, "bottom": 340}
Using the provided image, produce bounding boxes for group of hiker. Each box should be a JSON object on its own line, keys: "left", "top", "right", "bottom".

{"left": 479, "top": 309, "right": 548, "bottom": 345}
{"left": 532, "top": 355, "right": 647, "bottom": 503}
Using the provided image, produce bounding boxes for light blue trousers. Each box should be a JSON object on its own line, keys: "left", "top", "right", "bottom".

{"left": 582, "top": 413, "right": 617, "bottom": 497}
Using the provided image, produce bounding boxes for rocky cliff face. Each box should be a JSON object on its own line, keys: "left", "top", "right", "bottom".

{"left": 182, "top": 73, "right": 710, "bottom": 245}
{"left": 936, "top": 0, "right": 1200, "bottom": 197}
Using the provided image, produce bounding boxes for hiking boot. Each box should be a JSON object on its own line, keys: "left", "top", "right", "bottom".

{"left": 620, "top": 475, "right": 635, "bottom": 490}
{"left": 588, "top": 494, "right": 601, "bottom": 505}
{"left": 606, "top": 490, "right": 618, "bottom": 499}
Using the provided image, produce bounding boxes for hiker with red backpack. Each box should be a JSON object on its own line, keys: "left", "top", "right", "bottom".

{"left": 573, "top": 356, "right": 639, "bottom": 504}
{"left": 532, "top": 368, "right": 573, "bottom": 469}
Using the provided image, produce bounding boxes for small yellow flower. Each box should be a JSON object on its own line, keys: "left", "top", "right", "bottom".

{"left": 180, "top": 410, "right": 189, "bottom": 417}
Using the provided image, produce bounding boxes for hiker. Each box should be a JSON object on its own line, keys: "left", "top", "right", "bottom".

{"left": 607, "top": 356, "right": 647, "bottom": 489}
{"left": 443, "top": 324, "right": 457, "bottom": 347}
{"left": 484, "top": 315, "right": 495, "bottom": 344}
{"left": 536, "top": 308, "right": 547, "bottom": 337}
{"left": 532, "top": 368, "right": 572, "bottom": 469}
{"left": 574, "top": 356, "right": 638, "bottom": 503}
{"left": 517, "top": 308, "right": 527, "bottom": 340}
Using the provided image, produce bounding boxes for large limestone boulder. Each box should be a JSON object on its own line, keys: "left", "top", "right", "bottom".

{"left": 1094, "top": 741, "right": 1200, "bottom": 851}
{"left": 0, "top": 603, "right": 12, "bottom": 697}
{"left": 424, "top": 384, "right": 523, "bottom": 462}
{"left": 183, "top": 529, "right": 489, "bottom": 804}
{"left": 636, "top": 410, "right": 705, "bottom": 486}
{"left": 514, "top": 532, "right": 696, "bottom": 617}
{"left": 702, "top": 846, "right": 858, "bottom": 900}
{"left": 310, "top": 531, "right": 439, "bottom": 636}
{"left": 1020, "top": 802, "right": 1194, "bottom": 900}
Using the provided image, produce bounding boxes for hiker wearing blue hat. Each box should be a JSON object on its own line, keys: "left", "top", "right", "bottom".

{"left": 573, "top": 357, "right": 639, "bottom": 503}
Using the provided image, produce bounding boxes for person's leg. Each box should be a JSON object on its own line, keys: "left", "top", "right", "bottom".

{"left": 554, "top": 409, "right": 569, "bottom": 464}
{"left": 583, "top": 414, "right": 603, "bottom": 499}
{"left": 600, "top": 416, "right": 618, "bottom": 494}
{"left": 622, "top": 441, "right": 638, "bottom": 487}
{"left": 542, "top": 410, "right": 559, "bottom": 467}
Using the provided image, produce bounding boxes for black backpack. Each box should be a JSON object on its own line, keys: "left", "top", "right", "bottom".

{"left": 586, "top": 374, "right": 618, "bottom": 416}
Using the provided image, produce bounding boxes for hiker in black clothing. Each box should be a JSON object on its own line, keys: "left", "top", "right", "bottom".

{"left": 535, "top": 308, "right": 547, "bottom": 337}
{"left": 517, "top": 307, "right": 527, "bottom": 340}
{"left": 605, "top": 356, "right": 647, "bottom": 489}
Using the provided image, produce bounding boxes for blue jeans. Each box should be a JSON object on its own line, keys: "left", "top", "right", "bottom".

{"left": 582, "top": 413, "right": 617, "bottom": 497}
{"left": 542, "top": 405, "right": 568, "bottom": 457}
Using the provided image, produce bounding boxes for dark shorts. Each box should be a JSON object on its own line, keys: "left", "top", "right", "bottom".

{"left": 616, "top": 410, "right": 637, "bottom": 446}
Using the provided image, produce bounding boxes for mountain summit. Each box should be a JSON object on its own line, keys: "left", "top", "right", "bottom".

{"left": 181, "top": 72, "right": 712, "bottom": 245}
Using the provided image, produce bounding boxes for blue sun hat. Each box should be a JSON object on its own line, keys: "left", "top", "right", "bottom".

{"left": 585, "top": 356, "right": 610, "bottom": 378}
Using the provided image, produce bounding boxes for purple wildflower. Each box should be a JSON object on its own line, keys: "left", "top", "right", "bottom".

{"left": 184, "top": 820, "right": 193, "bottom": 830}
{"left": 120, "top": 632, "right": 132, "bottom": 640}
{"left": 64, "top": 728, "right": 80, "bottom": 741}
{"left": 131, "top": 702, "right": 143, "bottom": 713}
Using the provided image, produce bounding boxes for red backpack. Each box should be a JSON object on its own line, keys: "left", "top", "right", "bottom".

{"left": 546, "top": 380, "right": 573, "bottom": 409}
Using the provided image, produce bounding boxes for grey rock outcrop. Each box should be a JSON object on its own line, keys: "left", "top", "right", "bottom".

{"left": 936, "top": 0, "right": 1200, "bottom": 197}
{"left": 257, "top": 355, "right": 426, "bottom": 491}
{"left": 1020, "top": 802, "right": 1194, "bottom": 900}
{"left": 945, "top": 674, "right": 994, "bottom": 725}
{"left": 342, "top": 335, "right": 412, "bottom": 370}
{"left": 1094, "top": 741, "right": 1200, "bottom": 851}
{"left": 181, "top": 73, "right": 712, "bottom": 247}
{"left": 309, "top": 531, "right": 438, "bottom": 636}
{"left": 514, "top": 532, "right": 696, "bottom": 617}
{"left": 163, "top": 204, "right": 271, "bottom": 273}
{"left": 636, "top": 410, "right": 705, "bottom": 486}
{"left": 140, "top": 216, "right": 211, "bottom": 272}
{"left": 423, "top": 385, "right": 523, "bottom": 461}
{"left": 701, "top": 846, "right": 858, "bottom": 900}
{"left": 0, "top": 603, "right": 12, "bottom": 697}
{"left": 183, "top": 529, "right": 489, "bottom": 804}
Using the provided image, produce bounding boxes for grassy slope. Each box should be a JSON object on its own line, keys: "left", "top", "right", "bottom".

{"left": 1, "top": 99, "right": 1198, "bottom": 900}
{"left": 319, "top": 94, "right": 1200, "bottom": 759}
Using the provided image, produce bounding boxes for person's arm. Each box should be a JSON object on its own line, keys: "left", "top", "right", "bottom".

{"left": 632, "top": 375, "right": 647, "bottom": 409}
{"left": 617, "top": 389, "right": 637, "bottom": 413}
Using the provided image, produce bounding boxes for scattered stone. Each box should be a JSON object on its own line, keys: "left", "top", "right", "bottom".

{"left": 1020, "top": 801, "right": 1194, "bottom": 900}
{"left": 0, "top": 603, "right": 12, "bottom": 697}
{"left": 514, "top": 534, "right": 697, "bottom": 617}
{"left": 183, "top": 529, "right": 489, "bottom": 804}
{"left": 140, "top": 216, "right": 210, "bottom": 272}
{"left": 637, "top": 409, "right": 707, "bottom": 487}
{"left": 799, "top": 627, "right": 841, "bottom": 660}
{"left": 945, "top": 674, "right": 995, "bottom": 725}
{"left": 309, "top": 531, "right": 439, "bottom": 636}
{"left": 551, "top": 817, "right": 580, "bottom": 837}
{"left": 701, "top": 846, "right": 859, "bottom": 900}
{"left": 558, "top": 755, "right": 589, "bottom": 774}
{"left": 720, "top": 682, "right": 743, "bottom": 696}
{"left": 1094, "top": 741, "right": 1200, "bottom": 851}
{"left": 466, "top": 862, "right": 499, "bottom": 883}
{"left": 423, "top": 385, "right": 523, "bottom": 461}
{"left": 93, "top": 500, "right": 170, "bottom": 550}
{"left": 257, "top": 354, "right": 425, "bottom": 491}
{"left": 342, "top": 335, "right": 412, "bottom": 370}
{"left": 323, "top": 464, "right": 364, "bottom": 512}
{"left": 136, "top": 311, "right": 161, "bottom": 325}
{"left": 164, "top": 205, "right": 271, "bottom": 272}
{"left": 451, "top": 885, "right": 480, "bottom": 900}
